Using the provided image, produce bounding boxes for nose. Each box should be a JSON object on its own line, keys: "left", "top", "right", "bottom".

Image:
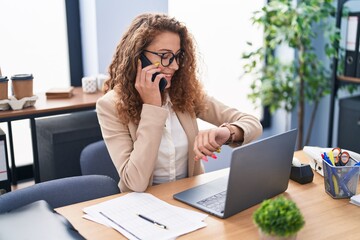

{"left": 168, "top": 58, "right": 179, "bottom": 71}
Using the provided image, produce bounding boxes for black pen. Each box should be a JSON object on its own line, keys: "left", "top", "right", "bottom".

{"left": 137, "top": 214, "right": 168, "bottom": 229}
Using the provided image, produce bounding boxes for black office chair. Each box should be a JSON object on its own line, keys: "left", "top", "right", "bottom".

{"left": 80, "top": 140, "right": 120, "bottom": 183}
{"left": 0, "top": 175, "right": 120, "bottom": 213}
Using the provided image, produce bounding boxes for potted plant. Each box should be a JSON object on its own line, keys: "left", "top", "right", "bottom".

{"left": 253, "top": 196, "right": 305, "bottom": 240}
{"left": 241, "top": 0, "right": 340, "bottom": 149}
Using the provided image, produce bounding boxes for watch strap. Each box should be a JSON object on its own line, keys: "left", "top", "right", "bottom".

{"left": 220, "top": 123, "right": 235, "bottom": 145}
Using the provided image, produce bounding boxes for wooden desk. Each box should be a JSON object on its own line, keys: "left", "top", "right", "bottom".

{"left": 57, "top": 151, "right": 360, "bottom": 239}
{"left": 0, "top": 87, "right": 103, "bottom": 183}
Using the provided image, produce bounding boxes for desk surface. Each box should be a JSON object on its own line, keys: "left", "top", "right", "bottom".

{"left": 56, "top": 151, "right": 360, "bottom": 239}
{"left": 0, "top": 87, "right": 103, "bottom": 121}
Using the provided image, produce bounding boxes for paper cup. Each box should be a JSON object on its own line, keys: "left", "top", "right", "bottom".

{"left": 0, "top": 76, "right": 9, "bottom": 100}
{"left": 11, "top": 74, "right": 33, "bottom": 100}
{"left": 82, "top": 76, "right": 97, "bottom": 93}
{"left": 97, "top": 74, "right": 108, "bottom": 91}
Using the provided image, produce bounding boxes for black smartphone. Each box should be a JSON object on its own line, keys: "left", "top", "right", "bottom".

{"left": 140, "top": 53, "right": 167, "bottom": 92}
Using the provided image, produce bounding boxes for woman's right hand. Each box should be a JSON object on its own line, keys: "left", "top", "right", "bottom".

{"left": 135, "top": 59, "right": 164, "bottom": 107}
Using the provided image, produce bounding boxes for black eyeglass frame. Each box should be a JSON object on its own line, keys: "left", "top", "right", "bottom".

{"left": 143, "top": 50, "right": 184, "bottom": 67}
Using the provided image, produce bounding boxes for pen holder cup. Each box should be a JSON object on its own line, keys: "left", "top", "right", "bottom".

{"left": 323, "top": 159, "right": 360, "bottom": 199}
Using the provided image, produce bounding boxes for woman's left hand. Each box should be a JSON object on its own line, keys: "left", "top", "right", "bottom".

{"left": 193, "top": 127, "right": 230, "bottom": 161}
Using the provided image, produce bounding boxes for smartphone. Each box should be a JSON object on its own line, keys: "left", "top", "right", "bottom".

{"left": 140, "top": 53, "right": 167, "bottom": 92}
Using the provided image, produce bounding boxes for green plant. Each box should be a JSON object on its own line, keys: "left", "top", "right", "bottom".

{"left": 242, "top": 0, "right": 340, "bottom": 149}
{"left": 253, "top": 196, "right": 305, "bottom": 238}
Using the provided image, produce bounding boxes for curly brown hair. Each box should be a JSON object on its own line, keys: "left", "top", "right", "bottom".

{"left": 104, "top": 13, "right": 206, "bottom": 125}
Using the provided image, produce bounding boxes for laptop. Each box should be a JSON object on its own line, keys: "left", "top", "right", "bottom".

{"left": 173, "top": 129, "right": 298, "bottom": 219}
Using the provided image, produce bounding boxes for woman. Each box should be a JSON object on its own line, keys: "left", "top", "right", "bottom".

{"left": 97, "top": 13, "right": 262, "bottom": 192}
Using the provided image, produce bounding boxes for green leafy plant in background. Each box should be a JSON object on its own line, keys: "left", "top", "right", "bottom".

{"left": 253, "top": 196, "right": 305, "bottom": 238}
{"left": 242, "top": 0, "right": 340, "bottom": 149}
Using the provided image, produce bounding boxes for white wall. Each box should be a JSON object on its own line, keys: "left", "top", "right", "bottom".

{"left": 79, "top": 0, "right": 168, "bottom": 77}
{"left": 0, "top": 0, "right": 70, "bottom": 167}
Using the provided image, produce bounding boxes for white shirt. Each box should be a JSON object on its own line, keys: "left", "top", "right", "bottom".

{"left": 152, "top": 97, "right": 188, "bottom": 184}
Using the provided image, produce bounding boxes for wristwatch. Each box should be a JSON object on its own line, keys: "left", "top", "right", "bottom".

{"left": 220, "top": 123, "right": 235, "bottom": 145}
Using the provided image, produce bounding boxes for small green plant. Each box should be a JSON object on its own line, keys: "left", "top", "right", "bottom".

{"left": 253, "top": 196, "right": 305, "bottom": 238}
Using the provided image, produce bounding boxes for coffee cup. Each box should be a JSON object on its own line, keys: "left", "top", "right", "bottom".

{"left": 11, "top": 74, "right": 34, "bottom": 100}
{"left": 0, "top": 76, "right": 9, "bottom": 100}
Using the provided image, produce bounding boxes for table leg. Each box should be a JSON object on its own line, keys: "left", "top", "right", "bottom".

{"left": 7, "top": 121, "right": 17, "bottom": 185}
{"left": 30, "top": 118, "right": 40, "bottom": 183}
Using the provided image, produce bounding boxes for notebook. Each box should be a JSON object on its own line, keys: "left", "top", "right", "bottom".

{"left": 173, "top": 129, "right": 298, "bottom": 219}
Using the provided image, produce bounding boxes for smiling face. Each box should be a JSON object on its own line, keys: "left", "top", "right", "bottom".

{"left": 144, "top": 31, "right": 181, "bottom": 89}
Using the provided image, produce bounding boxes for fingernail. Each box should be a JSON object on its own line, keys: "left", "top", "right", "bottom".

{"left": 202, "top": 156, "right": 208, "bottom": 162}
{"left": 211, "top": 154, "right": 217, "bottom": 159}
{"left": 154, "top": 62, "right": 160, "bottom": 67}
{"left": 216, "top": 148, "right": 221, "bottom": 153}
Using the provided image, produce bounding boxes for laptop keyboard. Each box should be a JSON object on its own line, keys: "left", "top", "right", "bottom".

{"left": 197, "top": 191, "right": 227, "bottom": 213}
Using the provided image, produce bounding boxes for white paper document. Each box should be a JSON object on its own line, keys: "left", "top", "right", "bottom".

{"left": 83, "top": 192, "right": 208, "bottom": 240}
{"left": 350, "top": 194, "right": 360, "bottom": 207}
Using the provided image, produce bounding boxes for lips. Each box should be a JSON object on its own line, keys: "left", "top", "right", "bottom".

{"left": 163, "top": 73, "right": 173, "bottom": 80}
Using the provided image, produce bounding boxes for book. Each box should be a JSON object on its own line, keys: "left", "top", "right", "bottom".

{"left": 46, "top": 86, "right": 74, "bottom": 99}
{"left": 344, "top": 14, "right": 359, "bottom": 77}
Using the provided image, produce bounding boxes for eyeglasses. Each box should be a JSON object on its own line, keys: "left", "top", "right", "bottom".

{"left": 143, "top": 50, "right": 184, "bottom": 67}
{"left": 332, "top": 147, "right": 351, "bottom": 166}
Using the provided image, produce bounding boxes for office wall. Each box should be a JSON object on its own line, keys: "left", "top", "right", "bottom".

{"left": 79, "top": 0, "right": 168, "bottom": 76}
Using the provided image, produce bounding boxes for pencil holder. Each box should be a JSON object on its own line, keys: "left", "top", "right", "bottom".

{"left": 323, "top": 159, "right": 360, "bottom": 199}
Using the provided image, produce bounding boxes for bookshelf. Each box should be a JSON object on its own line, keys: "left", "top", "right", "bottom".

{"left": 328, "top": 0, "right": 360, "bottom": 147}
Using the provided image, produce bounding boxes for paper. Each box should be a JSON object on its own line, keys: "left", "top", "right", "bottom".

{"left": 83, "top": 192, "right": 207, "bottom": 240}
{"left": 350, "top": 194, "right": 360, "bottom": 207}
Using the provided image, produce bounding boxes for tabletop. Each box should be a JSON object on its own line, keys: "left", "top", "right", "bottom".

{"left": 0, "top": 87, "right": 103, "bottom": 121}
{"left": 56, "top": 151, "right": 360, "bottom": 240}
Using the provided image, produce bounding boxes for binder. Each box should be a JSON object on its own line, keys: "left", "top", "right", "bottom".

{"left": 344, "top": 13, "right": 360, "bottom": 77}
{"left": 0, "top": 128, "right": 10, "bottom": 195}
{"left": 357, "top": 22, "right": 360, "bottom": 78}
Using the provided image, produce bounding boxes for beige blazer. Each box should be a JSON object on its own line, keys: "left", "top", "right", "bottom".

{"left": 96, "top": 90, "right": 263, "bottom": 192}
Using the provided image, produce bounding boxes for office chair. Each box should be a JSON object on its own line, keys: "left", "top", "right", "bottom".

{"left": 80, "top": 140, "right": 120, "bottom": 183}
{"left": 0, "top": 175, "right": 120, "bottom": 213}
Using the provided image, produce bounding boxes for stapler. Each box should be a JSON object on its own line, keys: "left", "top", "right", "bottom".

{"left": 303, "top": 146, "right": 360, "bottom": 177}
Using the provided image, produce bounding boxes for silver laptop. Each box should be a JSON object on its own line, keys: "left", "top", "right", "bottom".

{"left": 173, "top": 129, "right": 298, "bottom": 219}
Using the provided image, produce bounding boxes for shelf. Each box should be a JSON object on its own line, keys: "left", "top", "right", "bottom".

{"left": 337, "top": 75, "right": 360, "bottom": 84}
{"left": 328, "top": 0, "right": 357, "bottom": 146}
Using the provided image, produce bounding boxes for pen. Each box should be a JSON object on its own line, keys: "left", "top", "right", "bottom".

{"left": 323, "top": 152, "right": 333, "bottom": 166}
{"left": 137, "top": 214, "right": 168, "bottom": 229}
